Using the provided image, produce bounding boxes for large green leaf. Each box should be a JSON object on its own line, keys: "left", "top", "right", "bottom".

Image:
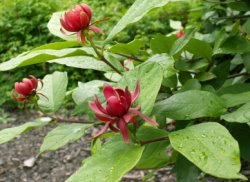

{"left": 146, "top": 54, "right": 177, "bottom": 78}
{"left": 216, "top": 82, "right": 250, "bottom": 107}
{"left": 109, "top": 39, "right": 144, "bottom": 55}
{"left": 150, "top": 34, "right": 177, "bottom": 54}
{"left": 105, "top": 0, "right": 176, "bottom": 42}
{"left": 38, "top": 71, "right": 68, "bottom": 113}
{"left": 47, "top": 12, "right": 76, "bottom": 41}
{"left": 221, "top": 102, "right": 250, "bottom": 124}
{"left": 40, "top": 123, "right": 92, "bottom": 153}
{"left": 118, "top": 62, "right": 163, "bottom": 115}
{"left": 0, "top": 48, "right": 94, "bottom": 71}
{"left": 66, "top": 136, "right": 144, "bottom": 182}
{"left": 169, "top": 122, "right": 246, "bottom": 180}
{"left": 49, "top": 56, "right": 112, "bottom": 72}
{"left": 135, "top": 127, "right": 170, "bottom": 169}
{"left": 153, "top": 90, "right": 226, "bottom": 120}
{"left": 214, "top": 35, "right": 250, "bottom": 55}
{"left": 0, "top": 118, "right": 51, "bottom": 144}
{"left": 185, "top": 38, "right": 213, "bottom": 61}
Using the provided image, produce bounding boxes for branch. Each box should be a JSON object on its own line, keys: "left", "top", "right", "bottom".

{"left": 211, "top": 14, "right": 250, "bottom": 20}
{"left": 139, "top": 136, "right": 169, "bottom": 146}
{"left": 227, "top": 72, "right": 249, "bottom": 79}
{"left": 95, "top": 46, "right": 144, "bottom": 62}
{"left": 87, "top": 37, "right": 122, "bottom": 75}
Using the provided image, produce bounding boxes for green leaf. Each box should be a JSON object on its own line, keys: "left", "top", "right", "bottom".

{"left": 214, "top": 35, "right": 250, "bottom": 55}
{"left": 172, "top": 154, "right": 200, "bottom": 182}
{"left": 66, "top": 136, "right": 144, "bottom": 182}
{"left": 179, "top": 79, "right": 201, "bottom": 92}
{"left": 220, "top": 92, "right": 250, "bottom": 107}
{"left": 185, "top": 38, "right": 213, "bottom": 61}
{"left": 40, "top": 123, "right": 91, "bottom": 153}
{"left": 109, "top": 39, "right": 144, "bottom": 55}
{"left": 228, "top": 123, "right": 250, "bottom": 162}
{"left": 118, "top": 62, "right": 163, "bottom": 115}
{"left": 217, "top": 83, "right": 250, "bottom": 107}
{"left": 72, "top": 82, "right": 101, "bottom": 105}
{"left": 153, "top": 90, "right": 226, "bottom": 120}
{"left": 170, "top": 28, "right": 197, "bottom": 56}
{"left": 38, "top": 71, "right": 68, "bottom": 113}
{"left": 0, "top": 48, "right": 95, "bottom": 71}
{"left": 105, "top": 0, "right": 175, "bottom": 42}
{"left": 242, "top": 52, "right": 250, "bottom": 72}
{"left": 146, "top": 54, "right": 177, "bottom": 78}
{"left": 195, "top": 72, "right": 216, "bottom": 82}
{"left": 228, "top": 1, "right": 250, "bottom": 11}
{"left": 169, "top": 122, "right": 246, "bottom": 180}
{"left": 49, "top": 56, "right": 112, "bottom": 72}
{"left": 135, "top": 127, "right": 170, "bottom": 169}
{"left": 47, "top": 12, "right": 76, "bottom": 41}
{"left": 150, "top": 34, "right": 177, "bottom": 54}
{"left": 221, "top": 102, "right": 250, "bottom": 124}
{"left": 0, "top": 118, "right": 51, "bottom": 144}
{"left": 29, "top": 41, "right": 81, "bottom": 52}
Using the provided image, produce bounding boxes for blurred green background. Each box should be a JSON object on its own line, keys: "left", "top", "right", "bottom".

{"left": 0, "top": 0, "right": 200, "bottom": 108}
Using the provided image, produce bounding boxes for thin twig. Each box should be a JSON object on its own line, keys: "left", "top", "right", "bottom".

{"left": 227, "top": 72, "right": 249, "bottom": 79}
{"left": 211, "top": 14, "right": 250, "bottom": 20}
{"left": 87, "top": 37, "right": 122, "bottom": 74}
{"left": 95, "top": 46, "right": 144, "bottom": 62}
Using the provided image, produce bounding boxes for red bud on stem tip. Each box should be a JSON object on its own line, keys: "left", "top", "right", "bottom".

{"left": 60, "top": 4, "right": 107, "bottom": 43}
{"left": 12, "top": 75, "right": 40, "bottom": 102}
{"left": 89, "top": 81, "right": 158, "bottom": 143}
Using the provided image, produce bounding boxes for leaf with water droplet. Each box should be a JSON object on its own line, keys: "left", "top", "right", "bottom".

{"left": 169, "top": 122, "right": 247, "bottom": 180}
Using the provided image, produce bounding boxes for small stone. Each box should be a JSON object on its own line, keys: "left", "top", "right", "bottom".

{"left": 23, "top": 157, "right": 36, "bottom": 168}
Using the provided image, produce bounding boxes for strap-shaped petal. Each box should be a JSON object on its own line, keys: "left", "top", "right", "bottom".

{"left": 94, "top": 122, "right": 110, "bottom": 138}
{"left": 132, "top": 81, "right": 140, "bottom": 103}
{"left": 103, "top": 83, "right": 116, "bottom": 99}
{"left": 131, "top": 110, "right": 158, "bottom": 126}
{"left": 118, "top": 119, "right": 129, "bottom": 143}
{"left": 89, "top": 25, "right": 103, "bottom": 34}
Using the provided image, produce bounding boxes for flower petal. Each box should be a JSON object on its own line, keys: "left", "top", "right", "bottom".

{"left": 131, "top": 110, "right": 158, "bottom": 126}
{"left": 89, "top": 25, "right": 103, "bottom": 34}
{"left": 106, "top": 96, "right": 126, "bottom": 116}
{"left": 103, "top": 83, "right": 116, "bottom": 99}
{"left": 94, "top": 122, "right": 110, "bottom": 138}
{"left": 132, "top": 81, "right": 140, "bottom": 103}
{"left": 94, "top": 95, "right": 108, "bottom": 114}
{"left": 109, "top": 124, "right": 119, "bottom": 132}
{"left": 124, "top": 87, "right": 132, "bottom": 107}
{"left": 118, "top": 119, "right": 129, "bottom": 144}
{"left": 77, "top": 31, "right": 86, "bottom": 43}
{"left": 29, "top": 75, "right": 37, "bottom": 89}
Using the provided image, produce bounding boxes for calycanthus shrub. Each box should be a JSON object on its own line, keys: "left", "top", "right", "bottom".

{"left": 1, "top": 1, "right": 250, "bottom": 181}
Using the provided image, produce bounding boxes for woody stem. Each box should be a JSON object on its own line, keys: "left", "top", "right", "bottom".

{"left": 87, "top": 36, "right": 122, "bottom": 75}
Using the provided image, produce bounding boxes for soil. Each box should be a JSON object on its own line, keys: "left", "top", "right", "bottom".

{"left": 0, "top": 110, "right": 249, "bottom": 182}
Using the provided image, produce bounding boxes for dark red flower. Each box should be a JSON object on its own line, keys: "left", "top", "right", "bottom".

{"left": 176, "top": 30, "right": 185, "bottom": 38}
{"left": 89, "top": 82, "right": 158, "bottom": 143}
{"left": 11, "top": 76, "right": 40, "bottom": 102}
{"left": 60, "top": 4, "right": 106, "bottom": 43}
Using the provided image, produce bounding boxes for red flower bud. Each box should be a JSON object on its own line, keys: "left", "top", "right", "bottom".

{"left": 60, "top": 4, "right": 107, "bottom": 43}
{"left": 176, "top": 30, "right": 185, "bottom": 38}
{"left": 12, "top": 76, "right": 39, "bottom": 102}
{"left": 89, "top": 82, "right": 158, "bottom": 143}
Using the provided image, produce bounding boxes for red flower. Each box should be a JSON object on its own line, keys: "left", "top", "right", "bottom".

{"left": 60, "top": 4, "right": 106, "bottom": 43}
{"left": 11, "top": 76, "right": 40, "bottom": 102}
{"left": 176, "top": 30, "right": 185, "bottom": 38}
{"left": 89, "top": 82, "right": 158, "bottom": 143}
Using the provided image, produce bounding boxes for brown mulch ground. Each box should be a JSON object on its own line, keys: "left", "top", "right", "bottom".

{"left": 0, "top": 110, "right": 249, "bottom": 182}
